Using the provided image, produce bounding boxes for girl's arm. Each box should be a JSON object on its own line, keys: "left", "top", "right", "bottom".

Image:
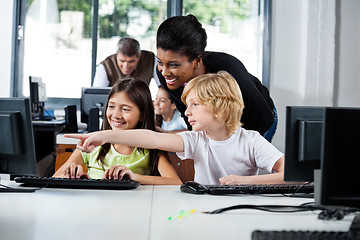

{"left": 133, "top": 154, "right": 182, "bottom": 185}
{"left": 102, "top": 154, "right": 182, "bottom": 185}
{"left": 65, "top": 129, "right": 184, "bottom": 153}
{"left": 52, "top": 149, "right": 86, "bottom": 178}
{"left": 219, "top": 156, "right": 285, "bottom": 185}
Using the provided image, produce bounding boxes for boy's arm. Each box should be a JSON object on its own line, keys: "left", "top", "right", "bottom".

{"left": 65, "top": 129, "right": 185, "bottom": 153}
{"left": 219, "top": 156, "right": 285, "bottom": 185}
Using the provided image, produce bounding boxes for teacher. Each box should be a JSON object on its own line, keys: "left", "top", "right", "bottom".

{"left": 156, "top": 14, "right": 277, "bottom": 142}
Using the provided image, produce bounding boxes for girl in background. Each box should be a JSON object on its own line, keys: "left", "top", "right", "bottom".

{"left": 154, "top": 86, "right": 187, "bottom": 132}
{"left": 53, "top": 79, "right": 181, "bottom": 185}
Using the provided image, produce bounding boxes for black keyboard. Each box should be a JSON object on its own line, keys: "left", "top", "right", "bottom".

{"left": 252, "top": 230, "right": 360, "bottom": 240}
{"left": 205, "top": 183, "right": 314, "bottom": 195}
{"left": 15, "top": 176, "right": 140, "bottom": 190}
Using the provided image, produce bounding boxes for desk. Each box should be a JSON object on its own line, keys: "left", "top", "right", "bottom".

{"left": 32, "top": 120, "right": 66, "bottom": 177}
{"left": 33, "top": 120, "right": 66, "bottom": 162}
{"left": 0, "top": 183, "right": 353, "bottom": 240}
{"left": 0, "top": 181, "right": 153, "bottom": 240}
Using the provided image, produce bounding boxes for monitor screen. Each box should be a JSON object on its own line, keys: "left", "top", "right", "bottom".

{"left": 0, "top": 98, "right": 37, "bottom": 177}
{"left": 80, "top": 87, "right": 111, "bottom": 126}
{"left": 319, "top": 107, "right": 360, "bottom": 209}
{"left": 284, "top": 106, "right": 325, "bottom": 182}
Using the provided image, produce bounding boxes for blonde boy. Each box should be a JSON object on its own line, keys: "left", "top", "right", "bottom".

{"left": 66, "top": 71, "right": 285, "bottom": 185}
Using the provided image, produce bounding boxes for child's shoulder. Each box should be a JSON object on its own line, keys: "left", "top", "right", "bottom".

{"left": 237, "top": 128, "right": 263, "bottom": 140}
{"left": 238, "top": 127, "right": 261, "bottom": 135}
{"left": 177, "top": 130, "right": 207, "bottom": 142}
{"left": 178, "top": 130, "right": 206, "bottom": 137}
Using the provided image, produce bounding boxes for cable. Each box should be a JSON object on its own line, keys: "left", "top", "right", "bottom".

{"left": 204, "top": 202, "right": 360, "bottom": 221}
{"left": 204, "top": 202, "right": 322, "bottom": 214}
{"left": 318, "top": 208, "right": 360, "bottom": 220}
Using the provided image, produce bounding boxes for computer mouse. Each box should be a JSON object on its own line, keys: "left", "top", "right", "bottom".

{"left": 180, "top": 181, "right": 208, "bottom": 194}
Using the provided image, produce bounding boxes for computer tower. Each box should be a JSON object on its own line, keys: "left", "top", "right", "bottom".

{"left": 64, "top": 105, "right": 78, "bottom": 133}
{"left": 88, "top": 107, "right": 99, "bottom": 132}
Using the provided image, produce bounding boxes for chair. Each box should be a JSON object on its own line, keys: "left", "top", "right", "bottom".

{"left": 55, "top": 145, "right": 88, "bottom": 173}
{"left": 167, "top": 152, "right": 194, "bottom": 183}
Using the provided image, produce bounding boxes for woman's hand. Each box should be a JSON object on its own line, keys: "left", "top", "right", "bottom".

{"left": 103, "top": 165, "right": 136, "bottom": 181}
{"left": 63, "top": 163, "right": 89, "bottom": 179}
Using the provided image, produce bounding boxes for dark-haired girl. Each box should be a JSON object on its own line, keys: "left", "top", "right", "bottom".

{"left": 53, "top": 79, "right": 181, "bottom": 185}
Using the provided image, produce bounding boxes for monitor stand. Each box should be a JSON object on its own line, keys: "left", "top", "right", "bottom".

{"left": 0, "top": 187, "right": 37, "bottom": 193}
{"left": 350, "top": 214, "right": 360, "bottom": 231}
{"left": 289, "top": 193, "right": 314, "bottom": 198}
{"left": 0, "top": 175, "right": 37, "bottom": 193}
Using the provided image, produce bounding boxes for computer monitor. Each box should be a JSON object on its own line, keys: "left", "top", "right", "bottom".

{"left": 0, "top": 98, "right": 37, "bottom": 177}
{"left": 319, "top": 107, "right": 360, "bottom": 209}
{"left": 80, "top": 87, "right": 111, "bottom": 130}
{"left": 29, "top": 76, "right": 50, "bottom": 120}
{"left": 284, "top": 106, "right": 325, "bottom": 182}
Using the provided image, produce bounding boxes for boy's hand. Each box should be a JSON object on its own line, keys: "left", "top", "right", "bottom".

{"left": 219, "top": 175, "right": 248, "bottom": 185}
{"left": 64, "top": 131, "right": 107, "bottom": 153}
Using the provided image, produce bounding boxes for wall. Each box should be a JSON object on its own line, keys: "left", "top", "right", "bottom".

{"left": 336, "top": 0, "right": 360, "bottom": 107}
{"left": 0, "top": 1, "right": 13, "bottom": 97}
{"left": 270, "top": 0, "right": 360, "bottom": 152}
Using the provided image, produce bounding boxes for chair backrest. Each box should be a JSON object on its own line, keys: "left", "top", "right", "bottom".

{"left": 167, "top": 152, "right": 194, "bottom": 183}
{"left": 55, "top": 152, "right": 88, "bottom": 173}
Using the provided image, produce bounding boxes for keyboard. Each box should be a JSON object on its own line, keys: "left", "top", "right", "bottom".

{"left": 180, "top": 181, "right": 314, "bottom": 195}
{"left": 15, "top": 176, "right": 140, "bottom": 190}
{"left": 204, "top": 183, "right": 314, "bottom": 195}
{"left": 251, "top": 230, "right": 360, "bottom": 240}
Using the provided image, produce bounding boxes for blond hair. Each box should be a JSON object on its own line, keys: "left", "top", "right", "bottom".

{"left": 181, "top": 71, "right": 244, "bottom": 134}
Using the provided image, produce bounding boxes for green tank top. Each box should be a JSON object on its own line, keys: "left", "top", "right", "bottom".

{"left": 81, "top": 145, "right": 150, "bottom": 179}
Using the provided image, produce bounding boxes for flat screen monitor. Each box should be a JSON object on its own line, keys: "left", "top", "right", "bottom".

{"left": 29, "top": 76, "right": 50, "bottom": 120}
{"left": 0, "top": 98, "right": 37, "bottom": 177}
{"left": 80, "top": 87, "right": 111, "bottom": 127}
{"left": 319, "top": 107, "right": 360, "bottom": 209}
{"left": 284, "top": 106, "right": 325, "bottom": 182}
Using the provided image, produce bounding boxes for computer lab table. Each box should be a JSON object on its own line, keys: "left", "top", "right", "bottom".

{"left": 0, "top": 182, "right": 353, "bottom": 240}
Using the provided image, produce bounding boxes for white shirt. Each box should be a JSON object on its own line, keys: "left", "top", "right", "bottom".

{"left": 92, "top": 64, "right": 109, "bottom": 87}
{"left": 161, "top": 110, "right": 187, "bottom": 131}
{"left": 92, "top": 55, "right": 160, "bottom": 87}
{"left": 176, "top": 128, "right": 284, "bottom": 185}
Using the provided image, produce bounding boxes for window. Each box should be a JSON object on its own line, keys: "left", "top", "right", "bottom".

{"left": 96, "top": 0, "right": 166, "bottom": 61}
{"left": 13, "top": 0, "right": 269, "bottom": 106}
{"left": 184, "top": 0, "right": 264, "bottom": 79}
